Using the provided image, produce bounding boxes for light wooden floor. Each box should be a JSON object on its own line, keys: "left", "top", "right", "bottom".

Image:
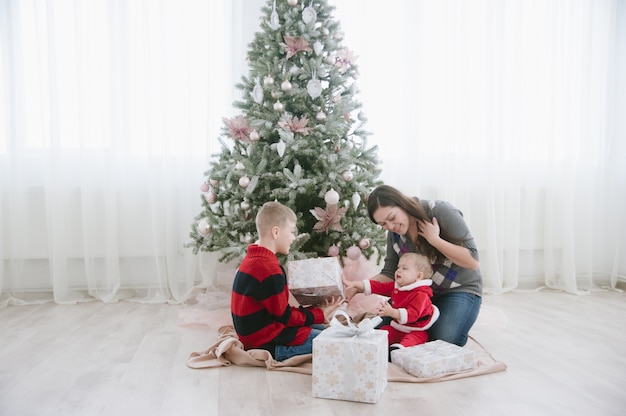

{"left": 1, "top": 288, "right": 625, "bottom": 416}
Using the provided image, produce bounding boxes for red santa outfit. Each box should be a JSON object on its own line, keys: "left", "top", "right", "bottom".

{"left": 364, "top": 279, "right": 440, "bottom": 348}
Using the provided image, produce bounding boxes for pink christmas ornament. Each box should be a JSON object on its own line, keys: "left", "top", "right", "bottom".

{"left": 346, "top": 245, "right": 362, "bottom": 260}
{"left": 239, "top": 176, "right": 250, "bottom": 188}
{"left": 287, "top": 0, "right": 298, "bottom": 6}
{"left": 205, "top": 191, "right": 217, "bottom": 204}
{"left": 358, "top": 238, "right": 370, "bottom": 249}
{"left": 200, "top": 183, "right": 209, "bottom": 192}
{"left": 223, "top": 115, "right": 252, "bottom": 143}
{"left": 280, "top": 35, "right": 312, "bottom": 60}
{"left": 310, "top": 204, "right": 347, "bottom": 233}
{"left": 278, "top": 115, "right": 311, "bottom": 135}
{"left": 328, "top": 245, "right": 340, "bottom": 257}
{"left": 197, "top": 220, "right": 211, "bottom": 235}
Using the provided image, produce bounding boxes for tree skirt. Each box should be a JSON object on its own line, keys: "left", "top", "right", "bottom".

{"left": 186, "top": 323, "right": 506, "bottom": 383}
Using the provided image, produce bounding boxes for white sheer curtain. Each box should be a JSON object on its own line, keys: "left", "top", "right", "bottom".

{"left": 1, "top": 0, "right": 624, "bottom": 307}
{"left": 0, "top": 0, "right": 260, "bottom": 306}
{"left": 332, "top": 0, "right": 625, "bottom": 293}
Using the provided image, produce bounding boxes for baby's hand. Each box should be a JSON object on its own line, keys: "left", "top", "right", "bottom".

{"left": 377, "top": 301, "right": 396, "bottom": 318}
{"left": 342, "top": 276, "right": 364, "bottom": 301}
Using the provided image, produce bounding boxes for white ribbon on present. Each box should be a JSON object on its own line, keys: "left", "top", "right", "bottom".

{"left": 326, "top": 310, "right": 382, "bottom": 337}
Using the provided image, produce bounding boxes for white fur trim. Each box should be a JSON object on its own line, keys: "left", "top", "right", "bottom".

{"left": 397, "top": 279, "right": 432, "bottom": 291}
{"left": 363, "top": 279, "right": 372, "bottom": 296}
{"left": 390, "top": 304, "right": 440, "bottom": 333}
{"left": 398, "top": 308, "right": 408, "bottom": 324}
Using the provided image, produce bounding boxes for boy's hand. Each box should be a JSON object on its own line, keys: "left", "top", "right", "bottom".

{"left": 342, "top": 276, "right": 364, "bottom": 301}
{"left": 321, "top": 296, "right": 345, "bottom": 324}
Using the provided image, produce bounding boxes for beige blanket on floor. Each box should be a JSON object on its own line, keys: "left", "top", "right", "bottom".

{"left": 186, "top": 325, "right": 507, "bottom": 383}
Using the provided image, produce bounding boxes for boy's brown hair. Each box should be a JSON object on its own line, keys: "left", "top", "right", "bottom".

{"left": 255, "top": 201, "right": 297, "bottom": 236}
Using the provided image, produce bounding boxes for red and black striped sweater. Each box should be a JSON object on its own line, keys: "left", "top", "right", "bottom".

{"left": 231, "top": 244, "right": 325, "bottom": 356}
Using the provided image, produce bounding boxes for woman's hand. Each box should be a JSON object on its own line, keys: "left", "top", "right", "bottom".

{"left": 418, "top": 216, "right": 480, "bottom": 270}
{"left": 417, "top": 216, "right": 441, "bottom": 244}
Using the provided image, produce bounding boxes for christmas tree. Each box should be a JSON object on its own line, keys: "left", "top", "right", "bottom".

{"left": 189, "top": 0, "right": 385, "bottom": 264}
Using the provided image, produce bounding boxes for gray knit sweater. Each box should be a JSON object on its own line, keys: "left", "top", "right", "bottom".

{"left": 379, "top": 199, "right": 483, "bottom": 297}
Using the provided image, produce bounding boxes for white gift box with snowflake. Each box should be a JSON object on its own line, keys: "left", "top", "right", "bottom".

{"left": 287, "top": 257, "right": 344, "bottom": 307}
{"left": 390, "top": 339, "right": 475, "bottom": 378}
{"left": 312, "top": 311, "right": 388, "bottom": 404}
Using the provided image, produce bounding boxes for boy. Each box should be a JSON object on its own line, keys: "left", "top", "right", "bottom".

{"left": 344, "top": 252, "right": 439, "bottom": 349}
{"left": 231, "top": 201, "right": 343, "bottom": 361}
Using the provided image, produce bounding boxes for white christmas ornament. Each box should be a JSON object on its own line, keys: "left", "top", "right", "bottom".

{"left": 287, "top": 0, "right": 298, "bottom": 6}
{"left": 324, "top": 188, "right": 340, "bottom": 205}
{"left": 235, "top": 161, "right": 245, "bottom": 171}
{"left": 241, "top": 201, "right": 251, "bottom": 211}
{"left": 249, "top": 130, "right": 260, "bottom": 142}
{"left": 273, "top": 101, "right": 284, "bottom": 112}
{"left": 251, "top": 79, "right": 264, "bottom": 104}
{"left": 281, "top": 80, "right": 292, "bottom": 92}
{"left": 276, "top": 139, "right": 286, "bottom": 157}
{"left": 313, "top": 41, "right": 323, "bottom": 56}
{"left": 269, "top": 0, "right": 280, "bottom": 30}
{"left": 316, "top": 111, "right": 326, "bottom": 121}
{"left": 263, "top": 76, "right": 274, "bottom": 86}
{"left": 302, "top": 5, "right": 317, "bottom": 24}
{"left": 209, "top": 178, "right": 219, "bottom": 186}
{"left": 239, "top": 176, "right": 250, "bottom": 188}
{"left": 342, "top": 170, "right": 354, "bottom": 182}
{"left": 197, "top": 220, "right": 211, "bottom": 235}
{"left": 352, "top": 192, "right": 361, "bottom": 209}
{"left": 307, "top": 78, "right": 322, "bottom": 99}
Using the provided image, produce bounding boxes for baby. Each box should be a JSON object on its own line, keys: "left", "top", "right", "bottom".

{"left": 344, "top": 252, "right": 439, "bottom": 350}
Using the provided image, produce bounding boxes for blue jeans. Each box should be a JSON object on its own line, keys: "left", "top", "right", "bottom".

{"left": 428, "top": 292, "right": 482, "bottom": 347}
{"left": 274, "top": 325, "right": 326, "bottom": 361}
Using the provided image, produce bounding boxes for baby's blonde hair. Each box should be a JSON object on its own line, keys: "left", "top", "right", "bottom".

{"left": 400, "top": 252, "right": 433, "bottom": 279}
{"left": 255, "top": 201, "right": 297, "bottom": 237}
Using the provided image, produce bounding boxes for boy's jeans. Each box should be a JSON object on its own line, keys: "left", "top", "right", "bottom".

{"left": 274, "top": 324, "right": 326, "bottom": 361}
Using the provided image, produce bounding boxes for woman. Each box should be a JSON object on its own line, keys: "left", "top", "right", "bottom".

{"left": 358, "top": 184, "right": 482, "bottom": 346}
